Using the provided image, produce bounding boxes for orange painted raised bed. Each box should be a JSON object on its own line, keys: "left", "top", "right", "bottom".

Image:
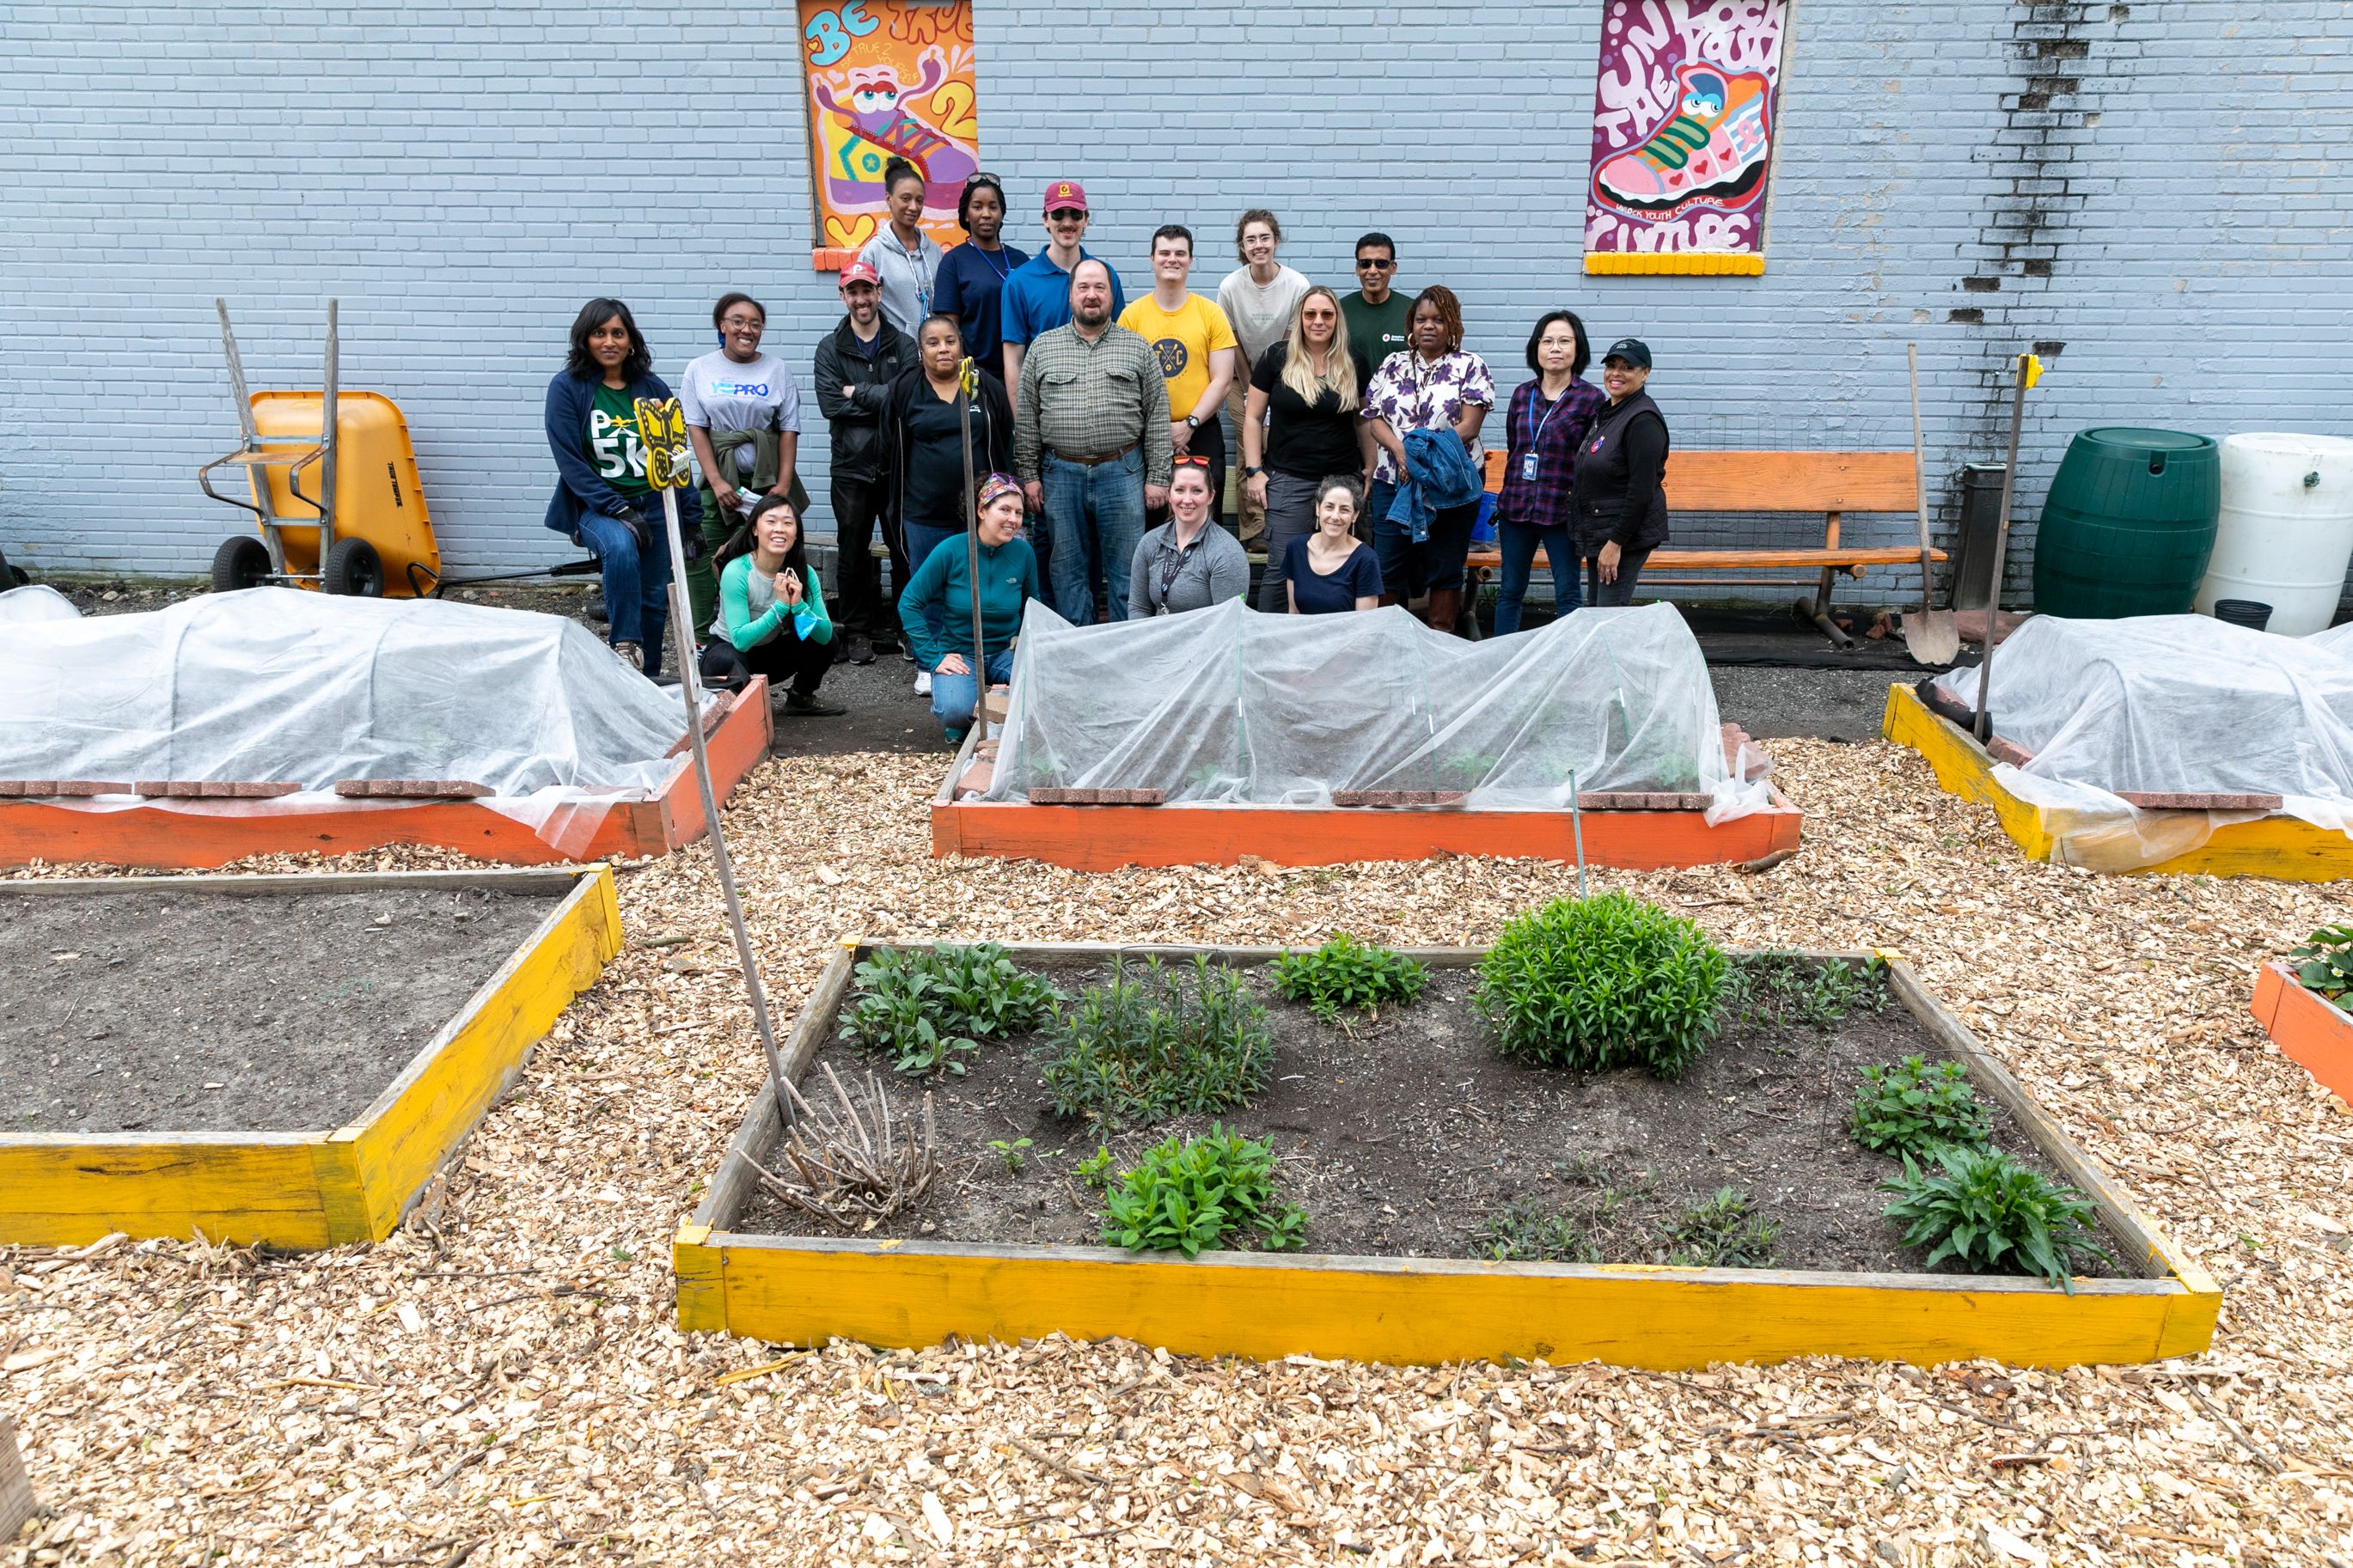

{"left": 0, "top": 679, "right": 773, "bottom": 870}
{"left": 2251, "top": 961, "right": 2353, "bottom": 1103}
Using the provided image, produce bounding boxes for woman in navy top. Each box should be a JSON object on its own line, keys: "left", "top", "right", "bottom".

{"left": 1282, "top": 476, "right": 1384, "bottom": 613}
{"left": 1493, "top": 309, "right": 1604, "bottom": 635}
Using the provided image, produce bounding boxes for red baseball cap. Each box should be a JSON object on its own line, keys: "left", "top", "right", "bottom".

{"left": 1041, "top": 179, "right": 1089, "bottom": 215}
{"left": 838, "top": 259, "right": 882, "bottom": 288}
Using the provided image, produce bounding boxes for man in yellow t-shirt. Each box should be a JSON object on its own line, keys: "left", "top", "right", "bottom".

{"left": 1117, "top": 224, "right": 1238, "bottom": 525}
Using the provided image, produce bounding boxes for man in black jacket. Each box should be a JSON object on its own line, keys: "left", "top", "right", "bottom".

{"left": 815, "top": 260, "right": 915, "bottom": 663}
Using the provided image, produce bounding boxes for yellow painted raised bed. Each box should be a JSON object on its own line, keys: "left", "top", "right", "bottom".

{"left": 675, "top": 941, "right": 2218, "bottom": 1370}
{"left": 0, "top": 866, "right": 620, "bottom": 1248}
{"left": 1883, "top": 682, "right": 2353, "bottom": 881}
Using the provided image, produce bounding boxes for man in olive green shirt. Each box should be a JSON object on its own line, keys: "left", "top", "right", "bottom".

{"left": 1342, "top": 231, "right": 1414, "bottom": 375}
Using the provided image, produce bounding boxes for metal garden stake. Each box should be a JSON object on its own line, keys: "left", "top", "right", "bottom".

{"left": 957, "top": 357, "right": 987, "bottom": 728}
{"left": 1973, "top": 353, "right": 2041, "bottom": 741}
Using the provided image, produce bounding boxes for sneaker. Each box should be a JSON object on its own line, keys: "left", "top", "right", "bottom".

{"left": 871, "top": 636, "right": 901, "bottom": 656}
{"left": 846, "top": 635, "right": 876, "bottom": 666}
{"left": 611, "top": 640, "right": 644, "bottom": 672}
{"left": 783, "top": 690, "right": 846, "bottom": 717}
{"left": 1594, "top": 63, "right": 1773, "bottom": 214}
{"left": 913, "top": 669, "right": 932, "bottom": 697}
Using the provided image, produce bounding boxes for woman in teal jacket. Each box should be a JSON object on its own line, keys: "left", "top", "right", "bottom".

{"left": 896, "top": 473, "right": 1042, "bottom": 744}
{"left": 696, "top": 496, "right": 844, "bottom": 717}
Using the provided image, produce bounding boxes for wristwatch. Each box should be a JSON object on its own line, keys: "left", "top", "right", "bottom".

{"left": 1183, "top": 414, "right": 1201, "bottom": 430}
{"left": 1242, "top": 465, "right": 1264, "bottom": 477}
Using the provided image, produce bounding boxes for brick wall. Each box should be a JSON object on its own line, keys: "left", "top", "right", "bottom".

{"left": 3, "top": 2, "right": 2349, "bottom": 607}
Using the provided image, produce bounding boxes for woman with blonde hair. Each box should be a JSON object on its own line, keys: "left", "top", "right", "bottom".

{"left": 1240, "top": 285, "right": 1374, "bottom": 612}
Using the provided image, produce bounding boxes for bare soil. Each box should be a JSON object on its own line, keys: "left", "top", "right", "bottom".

{"left": 743, "top": 956, "right": 2125, "bottom": 1278}
{"left": 1, "top": 884, "right": 562, "bottom": 1134}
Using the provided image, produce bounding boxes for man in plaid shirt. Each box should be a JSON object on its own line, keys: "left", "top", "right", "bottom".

{"left": 1015, "top": 259, "right": 1172, "bottom": 624}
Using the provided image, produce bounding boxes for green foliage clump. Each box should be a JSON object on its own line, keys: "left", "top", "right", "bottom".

{"left": 1474, "top": 893, "right": 1729, "bottom": 1078}
{"left": 1879, "top": 1144, "right": 2108, "bottom": 1290}
{"left": 1850, "top": 1055, "right": 1993, "bottom": 1156}
{"left": 2289, "top": 924, "right": 2353, "bottom": 1004}
{"left": 1729, "top": 952, "right": 1888, "bottom": 1030}
{"left": 1659, "top": 1187, "right": 1780, "bottom": 1269}
{"left": 1075, "top": 1145, "right": 1115, "bottom": 1189}
{"left": 1269, "top": 932, "right": 1428, "bottom": 1024}
{"left": 1472, "top": 1198, "right": 1600, "bottom": 1264}
{"left": 1101, "top": 1126, "right": 1305, "bottom": 1258}
{"left": 838, "top": 943, "right": 1060, "bottom": 1077}
{"left": 1039, "top": 956, "right": 1273, "bottom": 1127}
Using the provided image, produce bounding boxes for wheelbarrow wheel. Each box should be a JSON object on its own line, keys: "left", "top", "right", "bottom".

{"left": 211, "top": 535, "right": 271, "bottom": 594}
{"left": 321, "top": 537, "right": 385, "bottom": 597}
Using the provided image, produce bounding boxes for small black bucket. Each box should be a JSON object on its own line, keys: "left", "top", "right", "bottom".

{"left": 2213, "top": 599, "right": 2273, "bottom": 631}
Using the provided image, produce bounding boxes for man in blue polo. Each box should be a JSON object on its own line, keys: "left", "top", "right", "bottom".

{"left": 999, "top": 177, "right": 1124, "bottom": 410}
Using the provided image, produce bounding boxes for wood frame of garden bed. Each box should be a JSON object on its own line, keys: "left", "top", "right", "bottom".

{"left": 0, "top": 865, "right": 621, "bottom": 1248}
{"left": 1882, "top": 683, "right": 2353, "bottom": 882}
{"left": 0, "top": 679, "right": 772, "bottom": 871}
{"left": 2251, "top": 961, "right": 2353, "bottom": 1104}
{"left": 674, "top": 939, "right": 2219, "bottom": 1370}
{"left": 928, "top": 729, "right": 1804, "bottom": 872}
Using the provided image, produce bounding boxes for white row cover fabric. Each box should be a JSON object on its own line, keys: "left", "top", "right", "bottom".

{"left": 1930, "top": 614, "right": 2353, "bottom": 869}
{"left": 0, "top": 585, "right": 83, "bottom": 625}
{"left": 0, "top": 587, "right": 693, "bottom": 796}
{"left": 983, "top": 600, "right": 1772, "bottom": 821}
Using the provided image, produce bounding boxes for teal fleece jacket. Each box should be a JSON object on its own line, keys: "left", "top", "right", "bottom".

{"left": 896, "top": 534, "right": 1041, "bottom": 672}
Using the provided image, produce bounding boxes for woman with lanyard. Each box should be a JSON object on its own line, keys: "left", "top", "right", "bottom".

{"left": 883, "top": 313, "right": 1015, "bottom": 695}
{"left": 1128, "top": 457, "right": 1249, "bottom": 617}
{"left": 932, "top": 174, "right": 1028, "bottom": 388}
{"left": 1492, "top": 309, "right": 1604, "bottom": 635}
{"left": 1240, "top": 285, "right": 1374, "bottom": 613}
{"left": 857, "top": 157, "right": 943, "bottom": 335}
{"left": 1569, "top": 338, "right": 1672, "bottom": 607}
{"left": 1361, "top": 284, "right": 1494, "bottom": 634}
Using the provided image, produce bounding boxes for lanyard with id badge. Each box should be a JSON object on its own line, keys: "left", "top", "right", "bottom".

{"left": 1521, "top": 388, "right": 1569, "bottom": 483}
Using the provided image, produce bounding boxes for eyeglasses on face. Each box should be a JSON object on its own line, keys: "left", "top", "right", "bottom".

{"left": 1355, "top": 256, "right": 1395, "bottom": 269}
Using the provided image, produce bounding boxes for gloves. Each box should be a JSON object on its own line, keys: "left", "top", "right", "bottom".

{"left": 612, "top": 504, "right": 651, "bottom": 552}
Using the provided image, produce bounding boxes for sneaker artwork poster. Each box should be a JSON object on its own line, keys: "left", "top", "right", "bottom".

{"left": 1585, "top": 0, "right": 1788, "bottom": 271}
{"left": 798, "top": 0, "right": 981, "bottom": 259}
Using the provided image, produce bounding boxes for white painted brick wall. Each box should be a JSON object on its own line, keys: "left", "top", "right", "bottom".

{"left": 3, "top": 1, "right": 2350, "bottom": 607}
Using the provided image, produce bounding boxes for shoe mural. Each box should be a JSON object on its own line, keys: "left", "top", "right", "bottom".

{"left": 1593, "top": 63, "right": 1774, "bottom": 217}
{"left": 798, "top": 1, "right": 982, "bottom": 254}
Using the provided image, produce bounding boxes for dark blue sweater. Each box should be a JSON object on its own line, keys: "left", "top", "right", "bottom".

{"left": 542, "top": 369, "right": 703, "bottom": 540}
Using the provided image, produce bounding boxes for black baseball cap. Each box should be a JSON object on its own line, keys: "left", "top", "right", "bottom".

{"left": 1602, "top": 338, "right": 1653, "bottom": 369}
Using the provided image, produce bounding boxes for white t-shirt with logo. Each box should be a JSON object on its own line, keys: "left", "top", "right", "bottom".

{"left": 680, "top": 351, "right": 803, "bottom": 481}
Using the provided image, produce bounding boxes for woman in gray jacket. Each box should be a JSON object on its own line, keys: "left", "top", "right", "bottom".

{"left": 1128, "top": 456, "right": 1249, "bottom": 617}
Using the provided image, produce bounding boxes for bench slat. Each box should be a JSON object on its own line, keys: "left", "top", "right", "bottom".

{"left": 1464, "top": 546, "right": 1945, "bottom": 570}
{"left": 1481, "top": 447, "right": 1920, "bottom": 513}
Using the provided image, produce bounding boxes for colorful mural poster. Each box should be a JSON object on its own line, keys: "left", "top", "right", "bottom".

{"left": 798, "top": 0, "right": 980, "bottom": 265}
{"left": 1582, "top": 0, "right": 1789, "bottom": 274}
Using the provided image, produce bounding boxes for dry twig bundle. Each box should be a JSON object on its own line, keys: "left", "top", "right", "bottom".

{"left": 742, "top": 1063, "right": 938, "bottom": 1229}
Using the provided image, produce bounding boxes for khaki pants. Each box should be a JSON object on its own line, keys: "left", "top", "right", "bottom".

{"left": 1222, "top": 381, "right": 1266, "bottom": 541}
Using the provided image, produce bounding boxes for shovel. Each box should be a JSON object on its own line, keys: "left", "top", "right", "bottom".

{"left": 1902, "top": 343, "right": 1959, "bottom": 665}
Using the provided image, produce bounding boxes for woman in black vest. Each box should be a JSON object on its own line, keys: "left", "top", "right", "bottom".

{"left": 1569, "top": 337, "right": 1670, "bottom": 607}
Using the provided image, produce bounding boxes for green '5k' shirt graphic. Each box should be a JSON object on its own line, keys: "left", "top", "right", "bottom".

{"left": 589, "top": 384, "right": 654, "bottom": 495}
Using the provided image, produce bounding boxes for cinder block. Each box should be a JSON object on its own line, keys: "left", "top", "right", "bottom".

{"left": 1026, "top": 787, "right": 1165, "bottom": 806}
{"left": 331, "top": 778, "right": 494, "bottom": 799}
{"left": 131, "top": 780, "right": 301, "bottom": 799}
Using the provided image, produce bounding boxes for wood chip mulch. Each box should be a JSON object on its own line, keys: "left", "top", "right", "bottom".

{"left": 5, "top": 738, "right": 2352, "bottom": 1567}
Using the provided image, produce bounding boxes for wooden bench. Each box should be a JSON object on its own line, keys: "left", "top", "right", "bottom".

{"left": 1467, "top": 448, "right": 1946, "bottom": 646}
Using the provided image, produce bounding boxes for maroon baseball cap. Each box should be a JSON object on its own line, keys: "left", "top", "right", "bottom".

{"left": 1041, "top": 178, "right": 1089, "bottom": 215}
{"left": 838, "top": 259, "right": 882, "bottom": 288}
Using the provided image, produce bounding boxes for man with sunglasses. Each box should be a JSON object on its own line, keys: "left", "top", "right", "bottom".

{"left": 999, "top": 178, "right": 1125, "bottom": 409}
{"left": 1342, "top": 233, "right": 1414, "bottom": 374}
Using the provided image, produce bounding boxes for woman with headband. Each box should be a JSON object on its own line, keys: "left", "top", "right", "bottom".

{"left": 896, "top": 473, "right": 1042, "bottom": 745}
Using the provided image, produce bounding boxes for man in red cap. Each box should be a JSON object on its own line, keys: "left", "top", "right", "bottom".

{"left": 814, "top": 259, "right": 915, "bottom": 666}
{"left": 999, "top": 178, "right": 1124, "bottom": 409}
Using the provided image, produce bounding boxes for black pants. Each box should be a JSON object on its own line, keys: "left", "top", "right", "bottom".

{"left": 831, "top": 473, "right": 906, "bottom": 640}
{"left": 1583, "top": 546, "right": 1653, "bottom": 607}
{"left": 699, "top": 630, "right": 832, "bottom": 699}
{"left": 1146, "top": 417, "right": 1226, "bottom": 530}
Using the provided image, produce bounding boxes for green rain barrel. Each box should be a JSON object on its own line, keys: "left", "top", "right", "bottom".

{"left": 2031, "top": 428, "right": 2222, "bottom": 618}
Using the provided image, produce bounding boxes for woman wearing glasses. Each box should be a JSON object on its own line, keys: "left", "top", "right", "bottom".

{"left": 1240, "top": 285, "right": 1373, "bottom": 613}
{"left": 1128, "top": 456, "right": 1249, "bottom": 617}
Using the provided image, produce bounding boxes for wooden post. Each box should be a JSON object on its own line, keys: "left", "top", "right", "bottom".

{"left": 0, "top": 1413, "right": 34, "bottom": 1543}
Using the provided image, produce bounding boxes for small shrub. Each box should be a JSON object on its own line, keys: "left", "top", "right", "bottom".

{"left": 1474, "top": 893, "right": 1729, "bottom": 1078}
{"left": 839, "top": 943, "right": 1061, "bottom": 1077}
{"left": 1659, "top": 1187, "right": 1779, "bottom": 1269}
{"left": 1850, "top": 1055, "right": 1992, "bottom": 1156}
{"left": 987, "top": 1137, "right": 1032, "bottom": 1174}
{"left": 1075, "top": 1145, "right": 1115, "bottom": 1189}
{"left": 1040, "top": 956, "right": 1273, "bottom": 1127}
{"left": 2289, "top": 924, "right": 2353, "bottom": 1004}
{"left": 1879, "top": 1144, "right": 2108, "bottom": 1290}
{"left": 1472, "top": 1199, "right": 1601, "bottom": 1264}
{"left": 1730, "top": 952, "right": 1888, "bottom": 1030}
{"left": 1101, "top": 1126, "right": 1305, "bottom": 1257}
{"left": 1270, "top": 932, "right": 1428, "bottom": 1023}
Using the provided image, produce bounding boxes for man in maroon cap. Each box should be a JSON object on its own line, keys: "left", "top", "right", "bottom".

{"left": 998, "top": 177, "right": 1125, "bottom": 409}
{"left": 814, "top": 259, "right": 915, "bottom": 665}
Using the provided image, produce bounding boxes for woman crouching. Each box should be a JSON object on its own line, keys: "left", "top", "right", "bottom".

{"left": 698, "top": 497, "right": 844, "bottom": 717}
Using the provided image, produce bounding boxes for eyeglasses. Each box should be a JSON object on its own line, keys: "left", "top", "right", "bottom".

{"left": 1355, "top": 257, "right": 1395, "bottom": 270}
{"left": 1046, "top": 208, "right": 1086, "bottom": 222}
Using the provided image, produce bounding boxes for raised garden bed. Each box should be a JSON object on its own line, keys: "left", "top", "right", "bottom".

{"left": 0, "top": 680, "right": 771, "bottom": 870}
{"left": 2252, "top": 962, "right": 2353, "bottom": 1105}
{"left": 930, "top": 727, "right": 1803, "bottom": 872}
{"left": 0, "top": 865, "right": 620, "bottom": 1248}
{"left": 1884, "top": 682, "right": 2353, "bottom": 881}
{"left": 675, "top": 937, "right": 2217, "bottom": 1370}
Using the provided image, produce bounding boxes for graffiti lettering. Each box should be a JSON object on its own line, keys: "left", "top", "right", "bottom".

{"left": 804, "top": 0, "right": 877, "bottom": 68}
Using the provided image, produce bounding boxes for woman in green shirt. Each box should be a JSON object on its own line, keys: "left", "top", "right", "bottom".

{"left": 897, "top": 473, "right": 1042, "bottom": 744}
{"left": 697, "top": 496, "right": 844, "bottom": 717}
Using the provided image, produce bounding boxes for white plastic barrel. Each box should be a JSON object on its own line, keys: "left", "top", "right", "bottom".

{"left": 2195, "top": 431, "right": 2353, "bottom": 636}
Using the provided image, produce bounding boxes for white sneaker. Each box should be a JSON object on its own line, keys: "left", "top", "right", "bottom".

{"left": 612, "top": 641, "right": 644, "bottom": 672}
{"left": 913, "top": 669, "right": 932, "bottom": 696}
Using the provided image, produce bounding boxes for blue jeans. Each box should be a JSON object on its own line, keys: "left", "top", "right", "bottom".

{"left": 1368, "top": 479, "right": 1478, "bottom": 600}
{"left": 1493, "top": 517, "right": 1580, "bottom": 635}
{"left": 932, "top": 646, "right": 1014, "bottom": 741}
{"left": 902, "top": 521, "right": 962, "bottom": 650}
{"left": 1041, "top": 448, "right": 1147, "bottom": 624}
{"left": 574, "top": 505, "right": 672, "bottom": 676}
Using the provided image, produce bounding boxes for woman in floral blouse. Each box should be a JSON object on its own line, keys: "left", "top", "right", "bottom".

{"left": 1361, "top": 284, "right": 1494, "bottom": 632}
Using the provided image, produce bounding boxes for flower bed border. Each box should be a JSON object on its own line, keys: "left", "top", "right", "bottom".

{"left": 0, "top": 865, "right": 621, "bottom": 1249}
{"left": 673, "top": 939, "right": 2217, "bottom": 1370}
{"left": 2251, "top": 961, "right": 2353, "bottom": 1103}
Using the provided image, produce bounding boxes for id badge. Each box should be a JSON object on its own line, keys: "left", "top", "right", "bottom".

{"left": 1521, "top": 453, "right": 1539, "bottom": 482}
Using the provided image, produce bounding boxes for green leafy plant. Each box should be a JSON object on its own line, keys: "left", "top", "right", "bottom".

{"left": 2289, "top": 924, "right": 2353, "bottom": 1004}
{"left": 1879, "top": 1144, "right": 2108, "bottom": 1290}
{"left": 1100, "top": 1126, "right": 1306, "bottom": 1257}
{"left": 1472, "top": 1198, "right": 1601, "bottom": 1264}
{"left": 1075, "top": 1145, "right": 1115, "bottom": 1189}
{"left": 838, "top": 943, "right": 1061, "bottom": 1077}
{"left": 1039, "top": 955, "right": 1273, "bottom": 1127}
{"left": 1474, "top": 893, "right": 1730, "bottom": 1078}
{"left": 1270, "top": 932, "right": 1429, "bottom": 1024}
{"left": 1850, "top": 1055, "right": 1993, "bottom": 1156}
{"left": 1659, "top": 1187, "right": 1779, "bottom": 1269}
{"left": 987, "top": 1137, "right": 1033, "bottom": 1174}
{"left": 1729, "top": 952, "right": 1888, "bottom": 1030}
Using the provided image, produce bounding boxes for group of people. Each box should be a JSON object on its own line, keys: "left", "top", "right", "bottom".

{"left": 543, "top": 168, "right": 1672, "bottom": 742}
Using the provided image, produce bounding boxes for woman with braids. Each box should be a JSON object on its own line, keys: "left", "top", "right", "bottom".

{"left": 543, "top": 297, "right": 702, "bottom": 677}
{"left": 1361, "top": 284, "right": 1494, "bottom": 634}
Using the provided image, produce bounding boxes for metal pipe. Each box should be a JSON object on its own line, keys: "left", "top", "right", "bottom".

{"left": 1976, "top": 354, "right": 2032, "bottom": 741}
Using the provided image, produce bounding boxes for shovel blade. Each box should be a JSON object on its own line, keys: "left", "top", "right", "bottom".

{"left": 1904, "top": 611, "right": 1960, "bottom": 666}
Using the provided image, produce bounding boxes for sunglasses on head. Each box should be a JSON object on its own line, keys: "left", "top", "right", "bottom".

{"left": 963, "top": 172, "right": 1000, "bottom": 186}
{"left": 1172, "top": 455, "right": 1213, "bottom": 468}
{"left": 1355, "top": 256, "right": 1395, "bottom": 269}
